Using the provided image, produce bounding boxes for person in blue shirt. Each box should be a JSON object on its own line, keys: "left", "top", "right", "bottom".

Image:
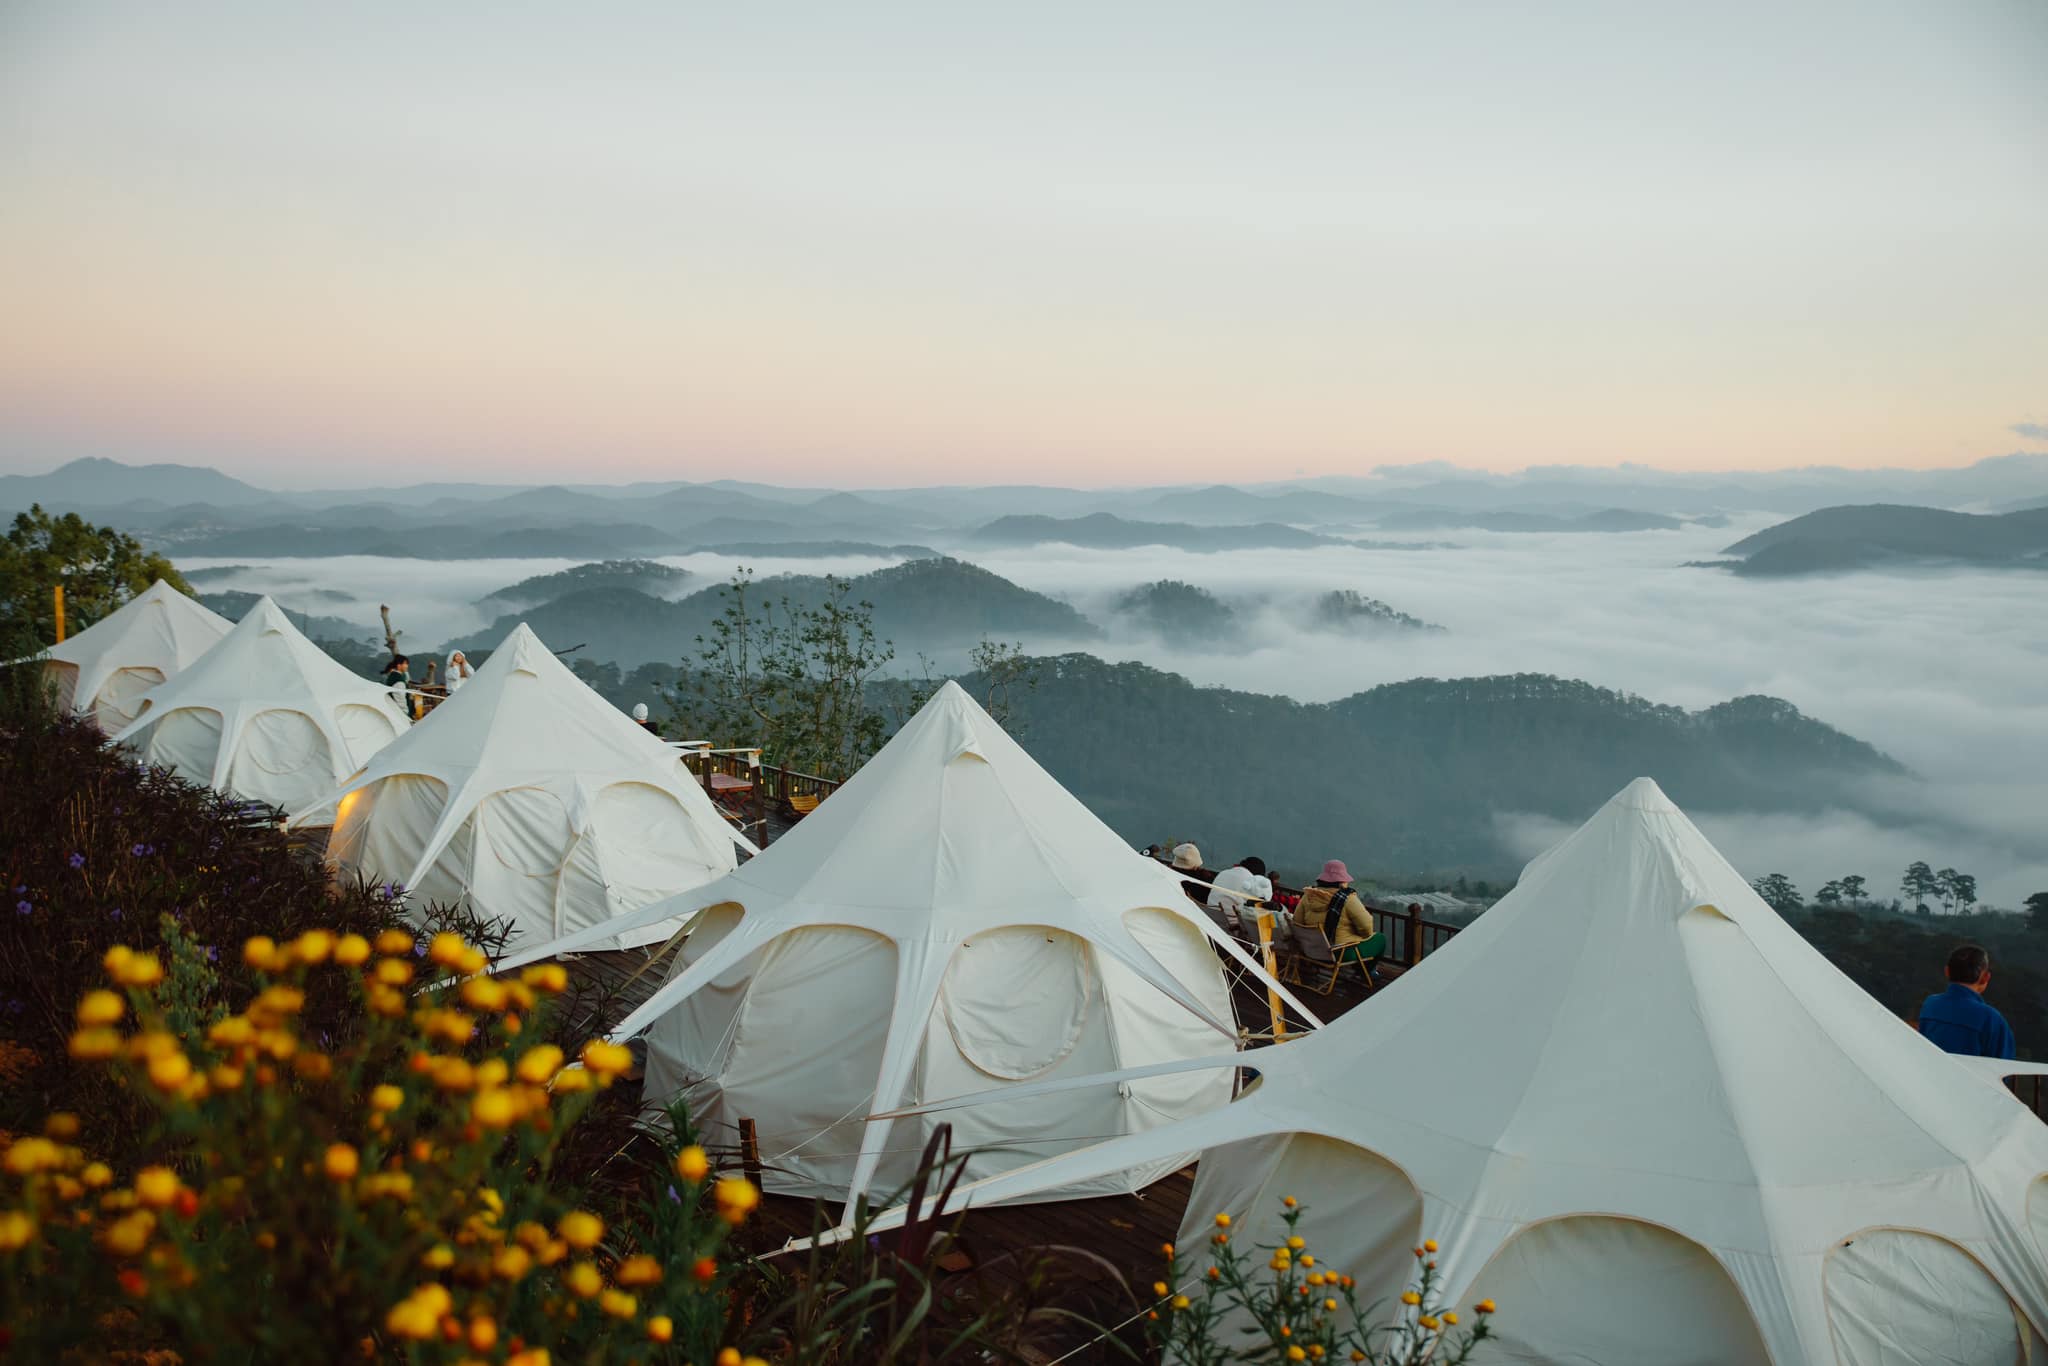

{"left": 1918, "top": 944, "right": 2017, "bottom": 1059}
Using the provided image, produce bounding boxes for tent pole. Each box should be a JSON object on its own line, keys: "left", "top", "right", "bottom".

{"left": 1255, "top": 908, "right": 1287, "bottom": 1043}
{"left": 53, "top": 585, "right": 65, "bottom": 643}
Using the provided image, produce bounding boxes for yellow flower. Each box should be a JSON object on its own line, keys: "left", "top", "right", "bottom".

{"left": 579, "top": 1039, "right": 632, "bottom": 1078}
{"left": 1213, "top": 1212, "right": 1231, "bottom": 1227}
{"left": 209, "top": 1064, "right": 244, "bottom": 1091}
{"left": 0, "top": 1211, "right": 36, "bottom": 1252}
{"left": 242, "top": 937, "right": 279, "bottom": 970}
{"left": 420, "top": 1009, "right": 474, "bottom": 1046}
{"left": 564, "top": 1260, "right": 603, "bottom": 1298}
{"left": 108, "top": 951, "right": 163, "bottom": 988}
{"left": 77, "top": 990, "right": 125, "bottom": 1027}
{"left": 334, "top": 933, "right": 372, "bottom": 966}
{"left": 1153, "top": 1281, "right": 1168, "bottom": 1297}
{"left": 1443, "top": 1311, "right": 1459, "bottom": 1325}
{"left": 557, "top": 1210, "right": 604, "bottom": 1250}
{"left": 471, "top": 1089, "right": 517, "bottom": 1129}
{"left": 253, "top": 984, "right": 306, "bottom": 1018}
{"left": 508, "top": 1352, "right": 551, "bottom": 1366}
{"left": 672, "top": 1145, "right": 711, "bottom": 1183}
{"left": 1287, "top": 1235, "right": 1305, "bottom": 1250}
{"left": 292, "top": 930, "right": 335, "bottom": 964}
{"left": 430, "top": 1057, "right": 475, "bottom": 1092}
{"left": 366, "top": 985, "right": 406, "bottom": 1017}
{"left": 428, "top": 932, "right": 469, "bottom": 967}
{"left": 714, "top": 1175, "right": 760, "bottom": 1225}
{"left": 373, "top": 958, "right": 414, "bottom": 987}
{"left": 1419, "top": 1315, "right": 1440, "bottom": 1331}
{"left": 324, "top": 1144, "right": 359, "bottom": 1182}
{"left": 146, "top": 1051, "right": 192, "bottom": 1093}
{"left": 521, "top": 963, "right": 568, "bottom": 995}
{"left": 102, "top": 1210, "right": 155, "bottom": 1257}
{"left": 421, "top": 1243, "right": 456, "bottom": 1270}
{"left": 4, "top": 1137, "right": 63, "bottom": 1175}
{"left": 1423, "top": 1238, "right": 1439, "bottom": 1254}
{"left": 551, "top": 1068, "right": 592, "bottom": 1093}
{"left": 646, "top": 1315, "right": 674, "bottom": 1344}
{"left": 1477, "top": 1299, "right": 1497, "bottom": 1314}
{"left": 81, "top": 1162, "right": 113, "bottom": 1189}
{"left": 384, "top": 1297, "right": 439, "bottom": 1341}
{"left": 68, "top": 1027, "right": 121, "bottom": 1060}
{"left": 1400, "top": 1291, "right": 1421, "bottom": 1306}
{"left": 371, "top": 1084, "right": 405, "bottom": 1112}
{"left": 374, "top": 929, "right": 416, "bottom": 956}
{"left": 466, "top": 1316, "right": 498, "bottom": 1351}
{"left": 457, "top": 946, "right": 487, "bottom": 975}
{"left": 1171, "top": 1294, "right": 1190, "bottom": 1309}
{"left": 460, "top": 978, "right": 508, "bottom": 1012}
{"left": 492, "top": 1245, "right": 533, "bottom": 1280}
{"left": 516, "top": 1045, "right": 565, "bottom": 1087}
{"left": 599, "top": 1288, "right": 637, "bottom": 1319}
{"left": 717, "top": 1351, "right": 743, "bottom": 1366}
{"left": 134, "top": 1167, "right": 181, "bottom": 1208}
{"left": 1324, "top": 1297, "right": 1339, "bottom": 1311}
{"left": 616, "top": 1254, "right": 662, "bottom": 1287}
{"left": 1287, "top": 1348, "right": 1306, "bottom": 1363}
{"left": 476, "top": 1058, "right": 508, "bottom": 1088}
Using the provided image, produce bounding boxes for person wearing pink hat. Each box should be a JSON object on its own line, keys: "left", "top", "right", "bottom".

{"left": 1291, "top": 858, "right": 1376, "bottom": 964}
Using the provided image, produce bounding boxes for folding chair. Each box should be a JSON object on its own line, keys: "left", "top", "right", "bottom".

{"left": 1289, "top": 922, "right": 1383, "bottom": 996}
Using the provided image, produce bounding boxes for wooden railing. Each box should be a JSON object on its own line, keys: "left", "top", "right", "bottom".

{"left": 680, "top": 751, "right": 846, "bottom": 845}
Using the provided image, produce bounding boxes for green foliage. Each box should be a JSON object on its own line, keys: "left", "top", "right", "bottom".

{"left": 1936, "top": 868, "right": 1979, "bottom": 915}
{"left": 1114, "top": 581, "right": 1236, "bottom": 639}
{"left": 1750, "top": 873, "right": 1802, "bottom": 914}
{"left": 480, "top": 560, "right": 691, "bottom": 611}
{"left": 1901, "top": 862, "right": 1940, "bottom": 915}
{"left": 682, "top": 570, "right": 894, "bottom": 779}
{"left": 2028, "top": 893, "right": 2048, "bottom": 935}
{"left": 0, "top": 505, "right": 188, "bottom": 642}
{"left": 1312, "top": 590, "right": 1441, "bottom": 634}
{"left": 1148, "top": 1203, "right": 1495, "bottom": 1365}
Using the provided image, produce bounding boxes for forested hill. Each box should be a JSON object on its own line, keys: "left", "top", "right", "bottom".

{"left": 985, "top": 656, "right": 1905, "bottom": 884}
{"left": 1718, "top": 504, "right": 2048, "bottom": 575}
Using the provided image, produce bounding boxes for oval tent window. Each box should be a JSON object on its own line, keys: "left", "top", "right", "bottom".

{"left": 94, "top": 666, "right": 165, "bottom": 732}
{"left": 1826, "top": 1228, "right": 2024, "bottom": 1366}
{"left": 1467, "top": 1215, "right": 1771, "bottom": 1365}
{"left": 477, "top": 787, "right": 574, "bottom": 879}
{"left": 939, "top": 926, "right": 1096, "bottom": 1081}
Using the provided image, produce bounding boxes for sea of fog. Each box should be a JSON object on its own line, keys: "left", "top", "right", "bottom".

{"left": 183, "top": 515, "right": 2048, "bottom": 904}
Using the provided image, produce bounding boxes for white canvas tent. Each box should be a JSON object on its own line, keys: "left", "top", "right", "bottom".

{"left": 29, "top": 579, "right": 230, "bottom": 731}
{"left": 866, "top": 778, "right": 2048, "bottom": 1366}
{"left": 304, "top": 623, "right": 746, "bottom": 950}
{"left": 112, "top": 596, "right": 408, "bottom": 812}
{"left": 495, "top": 681, "right": 1320, "bottom": 1216}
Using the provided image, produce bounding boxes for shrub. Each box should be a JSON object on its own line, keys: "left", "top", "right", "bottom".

{"left": 1147, "top": 1202, "right": 1496, "bottom": 1365}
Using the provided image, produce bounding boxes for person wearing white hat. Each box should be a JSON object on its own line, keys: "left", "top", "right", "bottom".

{"left": 630, "top": 702, "right": 664, "bottom": 739}
{"left": 1169, "top": 842, "right": 1207, "bottom": 906}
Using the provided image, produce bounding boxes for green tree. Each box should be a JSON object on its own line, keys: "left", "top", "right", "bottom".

{"left": 1815, "top": 880, "right": 1844, "bottom": 907}
{"left": 1838, "top": 874, "right": 1868, "bottom": 904}
{"left": 1901, "top": 861, "right": 1939, "bottom": 915}
{"left": 682, "top": 569, "right": 895, "bottom": 779}
{"left": 2027, "top": 892, "right": 2048, "bottom": 935}
{"left": 1, "top": 504, "right": 188, "bottom": 643}
{"left": 1751, "top": 873, "right": 1802, "bottom": 914}
{"left": 1935, "top": 868, "right": 1978, "bottom": 915}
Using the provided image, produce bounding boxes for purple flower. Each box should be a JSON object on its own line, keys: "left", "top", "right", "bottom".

{"left": 130, "top": 843, "right": 148, "bottom": 857}
{"left": 203, "top": 945, "right": 219, "bottom": 962}
{"left": 109, "top": 908, "right": 122, "bottom": 921}
{"left": 665, "top": 1185, "right": 681, "bottom": 1205}
{"left": 412, "top": 941, "right": 428, "bottom": 958}
{"left": 68, "top": 852, "right": 85, "bottom": 869}
{"left": 14, "top": 900, "right": 30, "bottom": 916}
{"left": 10, "top": 884, "right": 22, "bottom": 895}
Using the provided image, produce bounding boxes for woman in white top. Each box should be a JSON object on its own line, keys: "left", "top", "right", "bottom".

{"left": 443, "top": 650, "right": 474, "bottom": 692}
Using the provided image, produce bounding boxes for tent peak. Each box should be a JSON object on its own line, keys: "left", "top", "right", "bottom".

{"left": 1608, "top": 776, "right": 1677, "bottom": 813}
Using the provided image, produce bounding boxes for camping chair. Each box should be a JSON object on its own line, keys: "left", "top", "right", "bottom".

{"left": 1288, "top": 922, "right": 1383, "bottom": 996}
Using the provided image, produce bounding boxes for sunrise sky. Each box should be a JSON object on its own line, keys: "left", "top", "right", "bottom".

{"left": 1, "top": 2, "right": 2043, "bottom": 488}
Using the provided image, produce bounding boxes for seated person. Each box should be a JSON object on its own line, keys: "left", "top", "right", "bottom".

{"left": 1293, "top": 859, "right": 1377, "bottom": 965}
{"left": 1206, "top": 856, "right": 1272, "bottom": 933}
{"left": 1170, "top": 843, "right": 1209, "bottom": 906}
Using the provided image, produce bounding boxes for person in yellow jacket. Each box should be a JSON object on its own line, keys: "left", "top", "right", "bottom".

{"left": 1291, "top": 859, "right": 1376, "bottom": 963}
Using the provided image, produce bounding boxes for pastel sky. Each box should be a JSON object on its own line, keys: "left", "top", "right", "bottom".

{"left": 1, "top": 1, "right": 2043, "bottom": 488}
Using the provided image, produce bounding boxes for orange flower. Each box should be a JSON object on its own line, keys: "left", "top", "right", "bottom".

{"left": 557, "top": 1210, "right": 603, "bottom": 1250}
{"left": 691, "top": 1255, "right": 718, "bottom": 1284}
{"left": 674, "top": 1145, "right": 710, "bottom": 1183}
{"left": 76, "top": 991, "right": 125, "bottom": 1027}
{"left": 324, "top": 1144, "right": 360, "bottom": 1181}
{"left": 615, "top": 1254, "right": 662, "bottom": 1287}
{"left": 579, "top": 1040, "right": 632, "bottom": 1078}
{"left": 646, "top": 1316, "right": 674, "bottom": 1343}
{"left": 333, "top": 933, "right": 372, "bottom": 966}
{"left": 516, "top": 1045, "right": 565, "bottom": 1087}
{"left": 713, "top": 1176, "right": 760, "bottom": 1225}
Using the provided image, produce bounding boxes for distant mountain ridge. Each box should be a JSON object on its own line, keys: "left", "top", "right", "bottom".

{"left": 1717, "top": 504, "right": 2048, "bottom": 576}
{"left": 970, "top": 512, "right": 1336, "bottom": 551}
{"left": 986, "top": 656, "right": 1907, "bottom": 880}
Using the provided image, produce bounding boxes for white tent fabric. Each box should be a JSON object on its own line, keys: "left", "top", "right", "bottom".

{"left": 111, "top": 596, "right": 406, "bottom": 811}
{"left": 29, "top": 579, "right": 230, "bottom": 731}
{"left": 856, "top": 778, "right": 2048, "bottom": 1365}
{"left": 494, "top": 681, "right": 1321, "bottom": 1218}
{"left": 304, "top": 623, "right": 744, "bottom": 951}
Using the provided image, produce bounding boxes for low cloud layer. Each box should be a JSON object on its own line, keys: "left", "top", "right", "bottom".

{"left": 188, "top": 517, "right": 2048, "bottom": 904}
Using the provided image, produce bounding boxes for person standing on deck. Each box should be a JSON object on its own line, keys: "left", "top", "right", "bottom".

{"left": 443, "top": 650, "right": 473, "bottom": 693}
{"left": 1918, "top": 944, "right": 2016, "bottom": 1059}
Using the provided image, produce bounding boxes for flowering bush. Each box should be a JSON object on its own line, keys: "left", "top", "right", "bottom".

{"left": 1146, "top": 1202, "right": 1496, "bottom": 1365}
{"left": 0, "top": 919, "right": 782, "bottom": 1362}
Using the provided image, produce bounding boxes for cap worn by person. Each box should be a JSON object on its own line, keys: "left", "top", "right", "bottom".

{"left": 1320, "top": 859, "right": 1352, "bottom": 884}
{"left": 631, "top": 703, "right": 649, "bottom": 722}
{"left": 1171, "top": 843, "right": 1203, "bottom": 871}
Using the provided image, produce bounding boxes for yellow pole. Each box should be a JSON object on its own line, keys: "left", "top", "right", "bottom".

{"left": 52, "top": 585, "right": 66, "bottom": 643}
{"left": 1255, "top": 908, "right": 1287, "bottom": 1043}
